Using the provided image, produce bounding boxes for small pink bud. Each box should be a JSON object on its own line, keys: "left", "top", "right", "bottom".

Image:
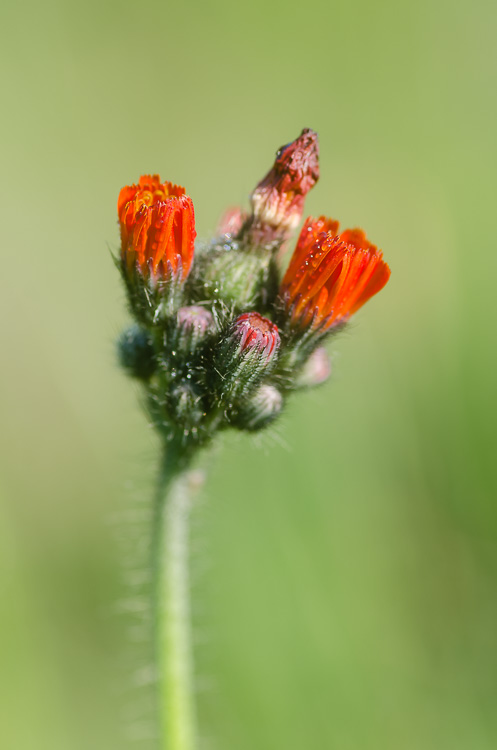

{"left": 175, "top": 305, "right": 216, "bottom": 354}
{"left": 177, "top": 305, "right": 215, "bottom": 336}
{"left": 298, "top": 347, "right": 331, "bottom": 388}
{"left": 216, "top": 207, "right": 247, "bottom": 237}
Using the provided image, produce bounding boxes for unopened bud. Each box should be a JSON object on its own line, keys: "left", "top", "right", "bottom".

{"left": 231, "top": 312, "right": 280, "bottom": 360}
{"left": 216, "top": 312, "right": 280, "bottom": 400}
{"left": 174, "top": 305, "right": 216, "bottom": 355}
{"left": 169, "top": 381, "right": 204, "bottom": 429}
{"left": 117, "top": 325, "right": 156, "bottom": 380}
{"left": 233, "top": 384, "right": 283, "bottom": 431}
{"left": 297, "top": 347, "right": 331, "bottom": 388}
{"left": 246, "top": 129, "right": 319, "bottom": 244}
{"left": 200, "top": 246, "right": 276, "bottom": 310}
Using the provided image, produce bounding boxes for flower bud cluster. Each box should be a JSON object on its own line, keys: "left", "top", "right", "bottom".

{"left": 116, "top": 130, "right": 390, "bottom": 453}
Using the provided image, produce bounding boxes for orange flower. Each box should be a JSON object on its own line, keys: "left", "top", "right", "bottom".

{"left": 281, "top": 217, "right": 390, "bottom": 330}
{"left": 118, "top": 175, "right": 196, "bottom": 281}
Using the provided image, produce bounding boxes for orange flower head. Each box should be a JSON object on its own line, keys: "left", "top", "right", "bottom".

{"left": 118, "top": 174, "right": 196, "bottom": 282}
{"left": 281, "top": 217, "right": 390, "bottom": 330}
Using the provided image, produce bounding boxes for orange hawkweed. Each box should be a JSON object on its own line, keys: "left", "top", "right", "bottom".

{"left": 281, "top": 217, "right": 390, "bottom": 330}
{"left": 118, "top": 175, "right": 196, "bottom": 281}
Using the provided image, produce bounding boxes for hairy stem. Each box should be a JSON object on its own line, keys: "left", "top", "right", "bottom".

{"left": 153, "top": 445, "right": 198, "bottom": 750}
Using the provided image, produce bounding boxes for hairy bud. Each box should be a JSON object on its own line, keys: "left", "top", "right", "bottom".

{"left": 231, "top": 312, "right": 280, "bottom": 360}
{"left": 216, "top": 312, "right": 280, "bottom": 401}
{"left": 173, "top": 306, "right": 216, "bottom": 355}
{"left": 232, "top": 383, "right": 283, "bottom": 431}
{"left": 200, "top": 246, "right": 277, "bottom": 309}
{"left": 169, "top": 381, "right": 204, "bottom": 430}
{"left": 117, "top": 325, "right": 156, "bottom": 380}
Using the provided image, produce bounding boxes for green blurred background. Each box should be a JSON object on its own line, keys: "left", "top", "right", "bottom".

{"left": 1, "top": 0, "right": 496, "bottom": 747}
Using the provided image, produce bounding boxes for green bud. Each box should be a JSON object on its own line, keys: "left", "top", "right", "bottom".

{"left": 232, "top": 384, "right": 283, "bottom": 431}
{"left": 199, "top": 240, "right": 278, "bottom": 310}
{"left": 117, "top": 325, "right": 156, "bottom": 380}
{"left": 169, "top": 380, "right": 205, "bottom": 430}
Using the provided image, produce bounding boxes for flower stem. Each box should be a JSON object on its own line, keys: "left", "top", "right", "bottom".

{"left": 153, "top": 444, "right": 198, "bottom": 750}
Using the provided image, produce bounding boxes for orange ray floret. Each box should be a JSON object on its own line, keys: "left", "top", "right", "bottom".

{"left": 118, "top": 175, "right": 196, "bottom": 281}
{"left": 283, "top": 216, "right": 340, "bottom": 282}
{"left": 281, "top": 218, "right": 390, "bottom": 330}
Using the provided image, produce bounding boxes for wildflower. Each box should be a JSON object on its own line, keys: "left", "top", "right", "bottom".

{"left": 116, "top": 131, "right": 391, "bottom": 446}
{"left": 280, "top": 218, "right": 390, "bottom": 331}
{"left": 118, "top": 174, "right": 196, "bottom": 282}
{"left": 114, "top": 133, "right": 392, "bottom": 750}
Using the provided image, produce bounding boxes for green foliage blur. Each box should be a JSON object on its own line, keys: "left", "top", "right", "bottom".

{"left": 1, "top": 0, "right": 496, "bottom": 748}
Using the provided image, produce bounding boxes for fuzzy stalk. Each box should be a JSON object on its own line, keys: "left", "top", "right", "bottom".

{"left": 153, "top": 443, "right": 198, "bottom": 750}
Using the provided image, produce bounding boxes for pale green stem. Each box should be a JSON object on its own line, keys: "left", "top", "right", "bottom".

{"left": 153, "top": 446, "right": 198, "bottom": 750}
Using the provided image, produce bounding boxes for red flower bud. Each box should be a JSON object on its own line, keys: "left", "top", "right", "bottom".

{"left": 118, "top": 175, "right": 196, "bottom": 282}
{"left": 215, "top": 313, "right": 280, "bottom": 403}
{"left": 231, "top": 312, "right": 280, "bottom": 361}
{"left": 281, "top": 218, "right": 390, "bottom": 330}
{"left": 248, "top": 129, "right": 320, "bottom": 241}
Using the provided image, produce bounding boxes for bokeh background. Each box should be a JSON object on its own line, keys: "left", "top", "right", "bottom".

{"left": 1, "top": 0, "right": 496, "bottom": 748}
